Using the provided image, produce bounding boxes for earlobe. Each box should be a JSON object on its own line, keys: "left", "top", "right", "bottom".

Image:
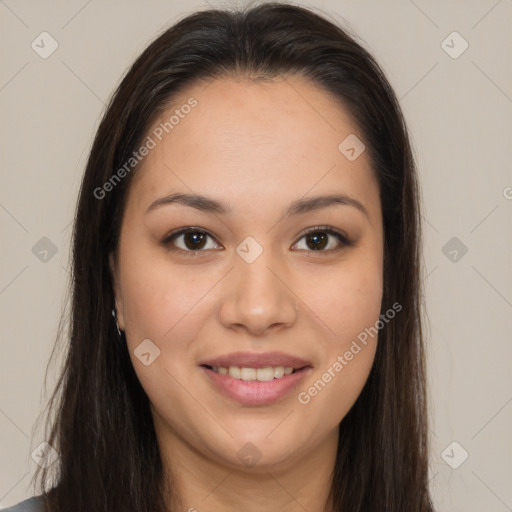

{"left": 108, "top": 252, "right": 125, "bottom": 330}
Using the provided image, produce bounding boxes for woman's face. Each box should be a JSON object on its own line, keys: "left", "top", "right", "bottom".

{"left": 110, "top": 74, "right": 384, "bottom": 473}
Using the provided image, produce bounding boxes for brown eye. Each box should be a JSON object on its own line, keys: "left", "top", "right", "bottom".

{"left": 163, "top": 228, "right": 222, "bottom": 253}
{"left": 293, "top": 226, "right": 351, "bottom": 252}
{"left": 304, "top": 231, "right": 328, "bottom": 250}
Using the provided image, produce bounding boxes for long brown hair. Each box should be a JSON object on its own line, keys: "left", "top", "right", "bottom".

{"left": 32, "top": 2, "right": 434, "bottom": 510}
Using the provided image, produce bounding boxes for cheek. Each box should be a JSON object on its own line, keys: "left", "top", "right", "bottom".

{"left": 307, "top": 257, "right": 383, "bottom": 343}
{"left": 118, "top": 257, "right": 210, "bottom": 409}
{"left": 119, "top": 252, "right": 209, "bottom": 346}
{"left": 295, "top": 257, "right": 382, "bottom": 419}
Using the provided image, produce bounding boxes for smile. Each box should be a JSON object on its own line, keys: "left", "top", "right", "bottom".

{"left": 207, "top": 365, "right": 297, "bottom": 381}
{"left": 200, "top": 364, "right": 311, "bottom": 406}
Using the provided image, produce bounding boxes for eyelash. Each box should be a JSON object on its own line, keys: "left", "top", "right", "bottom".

{"left": 162, "top": 225, "right": 352, "bottom": 256}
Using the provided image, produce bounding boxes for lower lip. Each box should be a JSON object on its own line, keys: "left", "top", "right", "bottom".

{"left": 201, "top": 366, "right": 311, "bottom": 406}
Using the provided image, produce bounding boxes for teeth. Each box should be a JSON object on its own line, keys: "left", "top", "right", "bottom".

{"left": 228, "top": 366, "right": 241, "bottom": 379}
{"left": 274, "top": 366, "right": 285, "bottom": 379}
{"left": 212, "top": 365, "right": 297, "bottom": 381}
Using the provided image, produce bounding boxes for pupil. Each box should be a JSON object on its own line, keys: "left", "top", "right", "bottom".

{"left": 184, "top": 232, "right": 206, "bottom": 250}
{"left": 307, "top": 232, "right": 327, "bottom": 250}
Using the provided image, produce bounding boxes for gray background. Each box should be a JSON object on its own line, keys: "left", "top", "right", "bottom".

{"left": 1, "top": 0, "right": 511, "bottom": 510}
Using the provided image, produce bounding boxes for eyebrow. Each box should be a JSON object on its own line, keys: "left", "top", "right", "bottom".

{"left": 145, "top": 192, "right": 369, "bottom": 218}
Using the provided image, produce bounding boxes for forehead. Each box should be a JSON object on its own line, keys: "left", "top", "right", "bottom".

{"left": 126, "top": 74, "right": 379, "bottom": 219}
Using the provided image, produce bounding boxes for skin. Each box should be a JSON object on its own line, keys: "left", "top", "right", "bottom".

{"left": 110, "top": 74, "right": 384, "bottom": 512}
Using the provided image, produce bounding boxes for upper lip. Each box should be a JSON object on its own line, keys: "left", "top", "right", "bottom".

{"left": 199, "top": 351, "right": 312, "bottom": 369}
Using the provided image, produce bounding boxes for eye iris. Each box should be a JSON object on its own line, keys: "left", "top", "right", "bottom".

{"left": 184, "top": 232, "right": 207, "bottom": 250}
{"left": 306, "top": 231, "right": 328, "bottom": 250}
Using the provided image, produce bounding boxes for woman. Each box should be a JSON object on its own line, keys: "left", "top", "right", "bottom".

{"left": 7, "top": 2, "right": 434, "bottom": 511}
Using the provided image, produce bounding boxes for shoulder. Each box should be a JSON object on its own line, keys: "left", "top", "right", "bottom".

{"left": 1, "top": 496, "right": 46, "bottom": 512}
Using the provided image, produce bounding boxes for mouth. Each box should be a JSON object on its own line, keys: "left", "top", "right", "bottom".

{"left": 200, "top": 364, "right": 305, "bottom": 381}
{"left": 198, "top": 350, "right": 312, "bottom": 373}
{"left": 198, "top": 351, "right": 313, "bottom": 405}
{"left": 199, "top": 353, "right": 312, "bottom": 405}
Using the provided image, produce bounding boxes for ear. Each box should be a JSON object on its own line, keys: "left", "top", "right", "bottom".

{"left": 109, "top": 252, "right": 125, "bottom": 330}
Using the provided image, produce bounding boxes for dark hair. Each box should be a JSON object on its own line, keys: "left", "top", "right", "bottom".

{"left": 32, "top": 2, "right": 433, "bottom": 511}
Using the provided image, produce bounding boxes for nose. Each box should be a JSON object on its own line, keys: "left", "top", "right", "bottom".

{"left": 218, "top": 251, "right": 299, "bottom": 336}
